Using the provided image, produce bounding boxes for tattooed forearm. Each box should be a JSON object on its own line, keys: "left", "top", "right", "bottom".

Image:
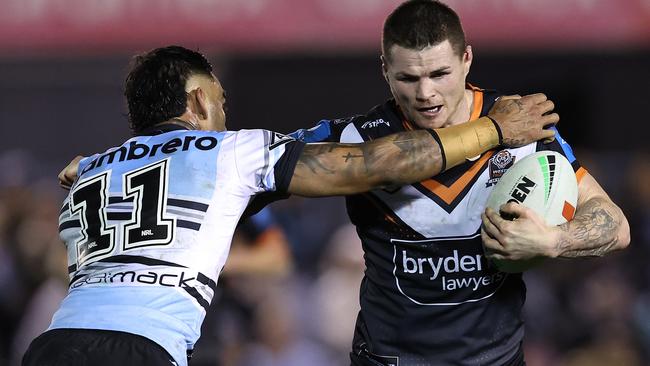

{"left": 391, "top": 136, "right": 434, "bottom": 172}
{"left": 560, "top": 242, "right": 618, "bottom": 258}
{"left": 295, "top": 143, "right": 338, "bottom": 175}
{"left": 289, "top": 130, "right": 444, "bottom": 196}
{"left": 369, "top": 131, "right": 444, "bottom": 183}
{"left": 556, "top": 197, "right": 621, "bottom": 258}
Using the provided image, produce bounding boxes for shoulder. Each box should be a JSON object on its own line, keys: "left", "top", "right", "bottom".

{"left": 290, "top": 99, "right": 404, "bottom": 143}
{"left": 535, "top": 126, "right": 578, "bottom": 164}
{"left": 289, "top": 116, "right": 361, "bottom": 143}
{"left": 467, "top": 84, "right": 502, "bottom": 117}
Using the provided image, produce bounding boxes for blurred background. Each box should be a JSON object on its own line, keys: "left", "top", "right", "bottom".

{"left": 0, "top": 0, "right": 648, "bottom": 365}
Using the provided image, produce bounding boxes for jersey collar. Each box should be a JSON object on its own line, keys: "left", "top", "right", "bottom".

{"left": 135, "top": 123, "right": 192, "bottom": 136}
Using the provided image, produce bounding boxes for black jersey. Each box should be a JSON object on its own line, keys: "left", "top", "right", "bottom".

{"left": 291, "top": 85, "right": 585, "bottom": 365}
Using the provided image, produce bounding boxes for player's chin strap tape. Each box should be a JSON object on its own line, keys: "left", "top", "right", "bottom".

{"left": 427, "top": 116, "right": 502, "bottom": 172}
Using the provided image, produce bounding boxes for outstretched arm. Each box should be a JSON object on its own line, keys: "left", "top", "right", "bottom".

{"left": 289, "top": 93, "right": 558, "bottom": 197}
{"left": 59, "top": 94, "right": 558, "bottom": 197}
{"left": 288, "top": 130, "right": 443, "bottom": 196}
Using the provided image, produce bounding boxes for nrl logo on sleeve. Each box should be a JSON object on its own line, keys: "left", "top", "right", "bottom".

{"left": 486, "top": 150, "right": 515, "bottom": 187}
{"left": 361, "top": 118, "right": 390, "bottom": 129}
{"left": 269, "top": 132, "right": 295, "bottom": 150}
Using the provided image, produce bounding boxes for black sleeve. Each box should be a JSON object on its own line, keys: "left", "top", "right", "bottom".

{"left": 273, "top": 140, "right": 305, "bottom": 193}
{"left": 242, "top": 192, "right": 290, "bottom": 219}
{"left": 242, "top": 140, "right": 305, "bottom": 219}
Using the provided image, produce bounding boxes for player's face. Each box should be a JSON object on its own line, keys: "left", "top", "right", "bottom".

{"left": 383, "top": 41, "right": 472, "bottom": 129}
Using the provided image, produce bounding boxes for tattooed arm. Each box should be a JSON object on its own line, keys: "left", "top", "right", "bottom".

{"left": 58, "top": 94, "right": 556, "bottom": 197}
{"left": 288, "top": 93, "right": 558, "bottom": 197}
{"left": 288, "top": 130, "right": 444, "bottom": 196}
{"left": 555, "top": 173, "right": 630, "bottom": 257}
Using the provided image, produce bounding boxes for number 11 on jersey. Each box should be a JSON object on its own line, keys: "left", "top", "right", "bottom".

{"left": 70, "top": 159, "right": 176, "bottom": 267}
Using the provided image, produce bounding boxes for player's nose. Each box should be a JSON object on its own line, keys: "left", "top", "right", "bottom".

{"left": 415, "top": 79, "right": 436, "bottom": 101}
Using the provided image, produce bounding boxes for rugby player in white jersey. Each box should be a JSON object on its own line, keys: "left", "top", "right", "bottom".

{"left": 24, "top": 45, "right": 557, "bottom": 366}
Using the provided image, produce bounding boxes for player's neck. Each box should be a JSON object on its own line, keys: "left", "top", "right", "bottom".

{"left": 446, "top": 88, "right": 474, "bottom": 127}
{"left": 158, "top": 118, "right": 199, "bottom": 130}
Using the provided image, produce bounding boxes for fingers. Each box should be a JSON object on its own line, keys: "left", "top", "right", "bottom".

{"left": 481, "top": 228, "right": 507, "bottom": 257}
{"left": 58, "top": 155, "right": 83, "bottom": 191}
{"left": 481, "top": 208, "right": 505, "bottom": 241}
{"left": 537, "top": 99, "right": 559, "bottom": 143}
{"left": 521, "top": 93, "right": 548, "bottom": 105}
{"left": 499, "top": 202, "right": 528, "bottom": 219}
{"left": 538, "top": 99, "right": 555, "bottom": 115}
{"left": 58, "top": 167, "right": 74, "bottom": 190}
{"left": 485, "top": 206, "right": 509, "bottom": 226}
{"left": 58, "top": 178, "right": 72, "bottom": 190}
{"left": 542, "top": 130, "right": 557, "bottom": 143}
{"left": 542, "top": 112, "right": 559, "bottom": 127}
{"left": 497, "top": 94, "right": 522, "bottom": 101}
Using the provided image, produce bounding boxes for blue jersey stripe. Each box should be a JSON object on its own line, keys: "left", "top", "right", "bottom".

{"left": 550, "top": 126, "right": 576, "bottom": 163}
{"left": 289, "top": 120, "right": 332, "bottom": 143}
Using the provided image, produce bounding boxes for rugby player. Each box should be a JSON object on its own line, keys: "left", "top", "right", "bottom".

{"left": 291, "top": 1, "right": 631, "bottom": 365}
{"left": 24, "top": 45, "right": 554, "bottom": 366}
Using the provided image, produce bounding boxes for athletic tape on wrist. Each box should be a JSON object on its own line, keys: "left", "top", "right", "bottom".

{"left": 429, "top": 117, "right": 500, "bottom": 171}
{"left": 426, "top": 129, "right": 446, "bottom": 173}
{"left": 485, "top": 115, "right": 503, "bottom": 145}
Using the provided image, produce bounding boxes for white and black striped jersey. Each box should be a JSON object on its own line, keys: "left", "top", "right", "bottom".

{"left": 54, "top": 124, "right": 303, "bottom": 366}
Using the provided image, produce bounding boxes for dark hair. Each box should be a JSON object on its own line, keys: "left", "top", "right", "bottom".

{"left": 124, "top": 45, "right": 213, "bottom": 133}
{"left": 382, "top": 0, "right": 466, "bottom": 62}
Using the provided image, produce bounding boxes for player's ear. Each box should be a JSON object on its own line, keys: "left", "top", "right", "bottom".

{"left": 187, "top": 88, "right": 209, "bottom": 120}
{"left": 463, "top": 45, "right": 473, "bottom": 77}
{"left": 380, "top": 55, "right": 389, "bottom": 82}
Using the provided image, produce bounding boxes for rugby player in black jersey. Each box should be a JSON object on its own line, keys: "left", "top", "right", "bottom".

{"left": 289, "top": 1, "right": 630, "bottom": 365}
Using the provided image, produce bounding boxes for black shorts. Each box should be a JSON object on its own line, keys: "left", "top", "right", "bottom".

{"left": 22, "top": 328, "right": 176, "bottom": 366}
{"left": 349, "top": 343, "right": 525, "bottom": 366}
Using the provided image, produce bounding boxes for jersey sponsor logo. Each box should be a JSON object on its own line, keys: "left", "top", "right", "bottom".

{"left": 361, "top": 118, "right": 390, "bottom": 129}
{"left": 81, "top": 135, "right": 218, "bottom": 175}
{"left": 392, "top": 235, "right": 507, "bottom": 305}
{"left": 486, "top": 150, "right": 515, "bottom": 187}
{"left": 70, "top": 268, "right": 201, "bottom": 290}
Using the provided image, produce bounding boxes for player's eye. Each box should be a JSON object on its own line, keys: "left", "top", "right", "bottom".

{"left": 430, "top": 71, "right": 450, "bottom": 79}
{"left": 397, "top": 75, "right": 419, "bottom": 83}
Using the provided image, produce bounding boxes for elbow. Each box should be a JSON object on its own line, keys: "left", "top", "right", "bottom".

{"left": 616, "top": 216, "right": 631, "bottom": 250}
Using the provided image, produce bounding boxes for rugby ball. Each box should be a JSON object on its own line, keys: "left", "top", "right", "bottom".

{"left": 484, "top": 151, "right": 578, "bottom": 272}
